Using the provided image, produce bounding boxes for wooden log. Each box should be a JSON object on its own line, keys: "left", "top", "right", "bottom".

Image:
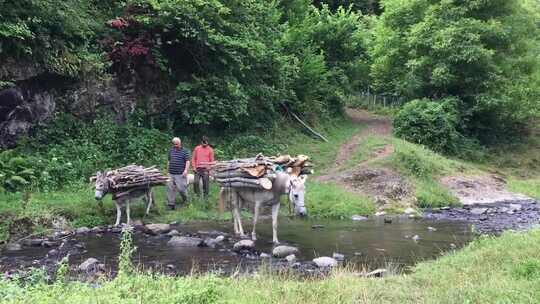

{"left": 219, "top": 182, "right": 265, "bottom": 189}
{"left": 213, "top": 171, "right": 255, "bottom": 179}
{"left": 215, "top": 177, "right": 272, "bottom": 190}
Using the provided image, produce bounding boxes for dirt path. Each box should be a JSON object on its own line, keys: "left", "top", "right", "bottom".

{"left": 316, "top": 108, "right": 535, "bottom": 208}
{"left": 318, "top": 108, "right": 393, "bottom": 181}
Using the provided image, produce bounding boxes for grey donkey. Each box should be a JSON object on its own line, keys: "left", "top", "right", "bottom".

{"left": 220, "top": 172, "right": 307, "bottom": 244}
{"left": 93, "top": 171, "right": 154, "bottom": 226}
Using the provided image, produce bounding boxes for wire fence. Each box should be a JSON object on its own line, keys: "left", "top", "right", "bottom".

{"left": 354, "top": 89, "right": 406, "bottom": 109}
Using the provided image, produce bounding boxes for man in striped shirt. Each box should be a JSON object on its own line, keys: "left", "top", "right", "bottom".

{"left": 167, "top": 137, "right": 190, "bottom": 210}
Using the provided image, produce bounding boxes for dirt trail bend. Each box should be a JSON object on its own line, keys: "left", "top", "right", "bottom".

{"left": 317, "top": 108, "right": 393, "bottom": 182}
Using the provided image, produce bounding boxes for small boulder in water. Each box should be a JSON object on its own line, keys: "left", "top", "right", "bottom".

{"left": 313, "top": 257, "right": 338, "bottom": 267}
{"left": 412, "top": 235, "right": 420, "bottom": 242}
{"left": 167, "top": 230, "right": 181, "bottom": 237}
{"left": 427, "top": 226, "right": 437, "bottom": 232}
{"left": 285, "top": 254, "right": 296, "bottom": 263}
{"left": 145, "top": 223, "right": 171, "bottom": 234}
{"left": 272, "top": 245, "right": 299, "bottom": 258}
{"left": 42, "top": 240, "right": 58, "bottom": 248}
{"left": 470, "top": 208, "right": 488, "bottom": 215}
{"left": 233, "top": 240, "right": 255, "bottom": 251}
{"left": 79, "top": 258, "right": 100, "bottom": 272}
{"left": 214, "top": 235, "right": 225, "bottom": 243}
{"left": 168, "top": 236, "right": 203, "bottom": 247}
{"left": 5, "top": 243, "right": 22, "bottom": 251}
{"left": 364, "top": 268, "right": 387, "bottom": 278}
{"left": 24, "top": 239, "right": 44, "bottom": 247}
{"left": 332, "top": 253, "right": 345, "bottom": 261}
{"left": 351, "top": 215, "right": 368, "bottom": 221}
{"left": 260, "top": 252, "right": 271, "bottom": 258}
{"left": 404, "top": 207, "right": 416, "bottom": 214}
{"left": 383, "top": 218, "right": 392, "bottom": 224}
{"left": 375, "top": 211, "right": 386, "bottom": 217}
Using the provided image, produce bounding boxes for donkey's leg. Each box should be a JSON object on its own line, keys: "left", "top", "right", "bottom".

{"left": 145, "top": 189, "right": 153, "bottom": 216}
{"left": 233, "top": 193, "right": 245, "bottom": 237}
{"left": 271, "top": 202, "right": 280, "bottom": 244}
{"left": 251, "top": 201, "right": 261, "bottom": 241}
{"left": 126, "top": 200, "right": 131, "bottom": 226}
{"left": 114, "top": 201, "right": 122, "bottom": 227}
{"left": 233, "top": 206, "right": 245, "bottom": 237}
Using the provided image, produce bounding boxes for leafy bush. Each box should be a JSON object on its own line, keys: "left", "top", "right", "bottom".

{"left": 0, "top": 151, "right": 36, "bottom": 192}
{"left": 394, "top": 98, "right": 461, "bottom": 154}
{"left": 13, "top": 113, "right": 171, "bottom": 191}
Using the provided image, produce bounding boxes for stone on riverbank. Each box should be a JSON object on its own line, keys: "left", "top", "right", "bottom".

{"left": 470, "top": 208, "right": 488, "bottom": 215}
{"left": 145, "top": 224, "right": 171, "bottom": 235}
{"left": 23, "top": 239, "right": 44, "bottom": 247}
{"left": 351, "top": 215, "right": 368, "bottom": 221}
{"left": 167, "top": 230, "right": 181, "bottom": 237}
{"left": 332, "top": 253, "right": 345, "bottom": 261}
{"left": 167, "top": 236, "right": 203, "bottom": 247}
{"left": 233, "top": 240, "right": 255, "bottom": 251}
{"left": 79, "top": 258, "right": 100, "bottom": 272}
{"left": 313, "top": 257, "right": 338, "bottom": 267}
{"left": 285, "top": 254, "right": 296, "bottom": 263}
{"left": 75, "top": 227, "right": 91, "bottom": 234}
{"left": 5, "top": 243, "right": 22, "bottom": 251}
{"left": 272, "top": 245, "right": 299, "bottom": 258}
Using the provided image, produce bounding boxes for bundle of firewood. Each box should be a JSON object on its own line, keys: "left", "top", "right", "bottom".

{"left": 97, "top": 165, "right": 169, "bottom": 190}
{"left": 210, "top": 154, "right": 312, "bottom": 190}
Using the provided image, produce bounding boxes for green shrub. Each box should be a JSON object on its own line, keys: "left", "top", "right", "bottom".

{"left": 393, "top": 98, "right": 461, "bottom": 154}
{"left": 0, "top": 151, "right": 36, "bottom": 192}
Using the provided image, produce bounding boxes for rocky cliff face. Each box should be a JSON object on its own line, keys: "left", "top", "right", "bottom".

{"left": 0, "top": 59, "right": 142, "bottom": 148}
{"left": 0, "top": 87, "right": 55, "bottom": 148}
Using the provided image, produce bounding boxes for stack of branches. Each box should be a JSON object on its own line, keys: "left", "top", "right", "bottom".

{"left": 92, "top": 165, "right": 168, "bottom": 198}
{"left": 210, "top": 154, "right": 312, "bottom": 190}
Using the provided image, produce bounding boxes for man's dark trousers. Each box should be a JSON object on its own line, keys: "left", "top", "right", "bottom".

{"left": 194, "top": 168, "right": 210, "bottom": 197}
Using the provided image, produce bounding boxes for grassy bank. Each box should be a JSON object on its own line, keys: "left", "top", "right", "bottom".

{"left": 0, "top": 118, "right": 368, "bottom": 243}
{"left": 1, "top": 229, "right": 539, "bottom": 303}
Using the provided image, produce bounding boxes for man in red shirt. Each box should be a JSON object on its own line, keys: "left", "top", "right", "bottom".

{"left": 191, "top": 136, "right": 215, "bottom": 198}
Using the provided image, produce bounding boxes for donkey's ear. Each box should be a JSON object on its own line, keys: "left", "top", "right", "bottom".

{"left": 89, "top": 176, "right": 97, "bottom": 182}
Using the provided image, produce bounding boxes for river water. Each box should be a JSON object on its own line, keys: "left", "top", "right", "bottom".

{"left": 1, "top": 217, "right": 474, "bottom": 276}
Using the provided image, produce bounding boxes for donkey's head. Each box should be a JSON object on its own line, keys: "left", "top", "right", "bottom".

{"left": 93, "top": 171, "right": 110, "bottom": 200}
{"left": 289, "top": 174, "right": 308, "bottom": 217}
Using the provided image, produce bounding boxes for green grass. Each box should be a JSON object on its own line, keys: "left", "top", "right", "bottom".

{"left": 343, "top": 135, "right": 389, "bottom": 168}
{"left": 1, "top": 229, "right": 539, "bottom": 303}
{"left": 305, "top": 181, "right": 375, "bottom": 218}
{"left": 415, "top": 179, "right": 460, "bottom": 208}
{"left": 508, "top": 177, "right": 540, "bottom": 199}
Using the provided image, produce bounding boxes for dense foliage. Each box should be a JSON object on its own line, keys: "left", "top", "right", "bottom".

{"left": 371, "top": 0, "right": 540, "bottom": 148}
{"left": 0, "top": 0, "right": 538, "bottom": 191}
{"left": 393, "top": 98, "right": 460, "bottom": 154}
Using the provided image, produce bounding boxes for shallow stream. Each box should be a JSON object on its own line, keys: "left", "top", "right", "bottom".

{"left": 1, "top": 217, "right": 473, "bottom": 275}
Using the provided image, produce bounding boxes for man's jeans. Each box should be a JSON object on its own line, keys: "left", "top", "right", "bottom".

{"left": 167, "top": 174, "right": 188, "bottom": 207}
{"left": 194, "top": 168, "right": 210, "bottom": 197}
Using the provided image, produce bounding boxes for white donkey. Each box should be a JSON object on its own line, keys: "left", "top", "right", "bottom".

{"left": 93, "top": 171, "right": 155, "bottom": 226}
{"left": 220, "top": 172, "right": 307, "bottom": 244}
